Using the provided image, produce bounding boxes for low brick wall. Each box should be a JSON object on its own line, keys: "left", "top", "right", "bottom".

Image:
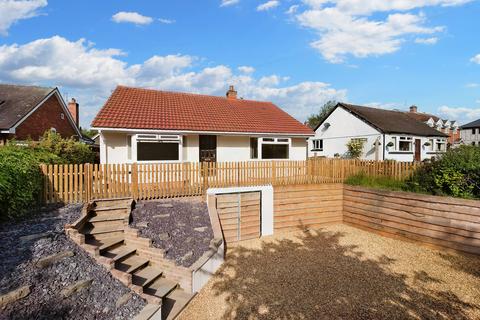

{"left": 273, "top": 184, "right": 344, "bottom": 233}
{"left": 343, "top": 185, "right": 480, "bottom": 255}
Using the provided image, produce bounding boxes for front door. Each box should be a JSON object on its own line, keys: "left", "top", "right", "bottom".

{"left": 199, "top": 135, "right": 217, "bottom": 162}
{"left": 414, "top": 139, "right": 421, "bottom": 162}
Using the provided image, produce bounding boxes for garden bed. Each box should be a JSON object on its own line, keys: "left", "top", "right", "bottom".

{"left": 130, "top": 197, "right": 214, "bottom": 267}
{"left": 0, "top": 205, "right": 145, "bottom": 320}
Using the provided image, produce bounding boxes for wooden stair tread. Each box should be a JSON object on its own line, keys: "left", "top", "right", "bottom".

{"left": 82, "top": 224, "right": 124, "bottom": 235}
{"left": 111, "top": 246, "right": 136, "bottom": 261}
{"left": 132, "top": 266, "right": 163, "bottom": 287}
{"left": 116, "top": 255, "right": 149, "bottom": 273}
{"left": 93, "top": 205, "right": 129, "bottom": 212}
{"left": 98, "top": 236, "right": 124, "bottom": 251}
{"left": 133, "top": 304, "right": 161, "bottom": 320}
{"left": 162, "top": 289, "right": 195, "bottom": 320}
{"left": 146, "top": 278, "right": 178, "bottom": 298}
{"left": 90, "top": 213, "right": 126, "bottom": 222}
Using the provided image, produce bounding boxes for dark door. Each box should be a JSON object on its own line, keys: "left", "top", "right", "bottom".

{"left": 414, "top": 139, "right": 421, "bottom": 162}
{"left": 199, "top": 135, "right": 217, "bottom": 162}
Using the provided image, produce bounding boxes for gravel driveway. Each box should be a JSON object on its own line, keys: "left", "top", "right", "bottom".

{"left": 178, "top": 224, "right": 480, "bottom": 320}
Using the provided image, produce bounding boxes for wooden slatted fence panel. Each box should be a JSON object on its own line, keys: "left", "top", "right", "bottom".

{"left": 39, "top": 159, "right": 418, "bottom": 204}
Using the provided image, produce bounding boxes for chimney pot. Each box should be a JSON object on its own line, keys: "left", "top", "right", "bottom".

{"left": 409, "top": 105, "right": 418, "bottom": 113}
{"left": 226, "top": 85, "right": 237, "bottom": 100}
{"left": 68, "top": 98, "right": 79, "bottom": 127}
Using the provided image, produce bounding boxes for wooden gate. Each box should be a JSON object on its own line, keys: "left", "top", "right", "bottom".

{"left": 216, "top": 191, "right": 261, "bottom": 243}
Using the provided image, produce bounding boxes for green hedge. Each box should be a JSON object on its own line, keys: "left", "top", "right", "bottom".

{"left": 0, "top": 131, "right": 96, "bottom": 221}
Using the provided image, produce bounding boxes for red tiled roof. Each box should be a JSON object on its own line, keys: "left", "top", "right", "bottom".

{"left": 92, "top": 86, "right": 314, "bottom": 135}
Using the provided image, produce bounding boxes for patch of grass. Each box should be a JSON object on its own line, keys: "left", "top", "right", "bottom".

{"left": 345, "top": 173, "right": 407, "bottom": 192}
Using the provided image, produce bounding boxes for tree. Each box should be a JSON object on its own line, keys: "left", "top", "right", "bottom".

{"left": 306, "top": 100, "right": 337, "bottom": 129}
{"left": 81, "top": 128, "right": 98, "bottom": 138}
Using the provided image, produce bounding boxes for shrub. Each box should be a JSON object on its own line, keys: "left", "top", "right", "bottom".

{"left": 346, "top": 139, "right": 365, "bottom": 159}
{"left": 33, "top": 131, "right": 95, "bottom": 164}
{"left": 406, "top": 146, "right": 480, "bottom": 198}
{"left": 0, "top": 146, "right": 44, "bottom": 221}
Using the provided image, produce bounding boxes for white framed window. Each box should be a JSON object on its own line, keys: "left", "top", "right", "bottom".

{"left": 391, "top": 136, "right": 413, "bottom": 152}
{"left": 312, "top": 139, "right": 323, "bottom": 151}
{"left": 60, "top": 113, "right": 64, "bottom": 120}
{"left": 435, "top": 138, "right": 447, "bottom": 152}
{"left": 135, "top": 134, "right": 181, "bottom": 162}
{"left": 260, "top": 137, "right": 290, "bottom": 160}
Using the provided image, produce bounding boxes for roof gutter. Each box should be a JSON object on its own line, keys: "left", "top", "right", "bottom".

{"left": 91, "top": 127, "right": 315, "bottom": 138}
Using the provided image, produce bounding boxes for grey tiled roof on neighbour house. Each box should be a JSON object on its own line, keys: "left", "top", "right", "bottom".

{"left": 0, "top": 84, "right": 55, "bottom": 129}
{"left": 460, "top": 119, "right": 480, "bottom": 129}
{"left": 336, "top": 103, "right": 448, "bottom": 137}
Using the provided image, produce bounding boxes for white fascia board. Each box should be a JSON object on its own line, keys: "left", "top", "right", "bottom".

{"left": 91, "top": 127, "right": 314, "bottom": 138}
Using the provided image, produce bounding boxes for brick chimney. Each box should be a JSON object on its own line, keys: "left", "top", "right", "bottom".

{"left": 226, "top": 85, "right": 237, "bottom": 100}
{"left": 409, "top": 105, "right": 418, "bottom": 113}
{"left": 68, "top": 98, "right": 79, "bottom": 127}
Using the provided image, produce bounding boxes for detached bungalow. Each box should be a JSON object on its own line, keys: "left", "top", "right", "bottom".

{"left": 92, "top": 86, "right": 314, "bottom": 164}
{"left": 308, "top": 103, "right": 448, "bottom": 162}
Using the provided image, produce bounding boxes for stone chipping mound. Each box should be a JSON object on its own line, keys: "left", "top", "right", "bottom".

{"left": 130, "top": 197, "right": 215, "bottom": 267}
{"left": 0, "top": 205, "right": 146, "bottom": 320}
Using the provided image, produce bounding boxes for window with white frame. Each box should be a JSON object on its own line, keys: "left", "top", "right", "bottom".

{"left": 391, "top": 136, "right": 413, "bottom": 152}
{"left": 435, "top": 138, "right": 446, "bottom": 152}
{"left": 136, "top": 134, "right": 181, "bottom": 161}
{"left": 312, "top": 139, "right": 323, "bottom": 151}
{"left": 261, "top": 137, "right": 289, "bottom": 159}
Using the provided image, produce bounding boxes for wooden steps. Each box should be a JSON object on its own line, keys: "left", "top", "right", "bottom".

{"left": 75, "top": 197, "right": 196, "bottom": 319}
{"left": 162, "top": 289, "right": 195, "bottom": 320}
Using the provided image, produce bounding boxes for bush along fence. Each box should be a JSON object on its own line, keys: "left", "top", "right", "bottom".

{"left": 40, "top": 159, "right": 420, "bottom": 204}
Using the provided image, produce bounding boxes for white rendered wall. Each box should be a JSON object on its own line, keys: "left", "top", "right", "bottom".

{"left": 290, "top": 138, "right": 308, "bottom": 160}
{"left": 308, "top": 107, "right": 382, "bottom": 160}
{"left": 461, "top": 128, "right": 480, "bottom": 145}
{"left": 183, "top": 134, "right": 199, "bottom": 162}
{"left": 216, "top": 135, "right": 251, "bottom": 162}
{"left": 102, "top": 131, "right": 129, "bottom": 164}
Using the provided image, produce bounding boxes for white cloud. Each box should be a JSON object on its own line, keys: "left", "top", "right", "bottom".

{"left": 295, "top": 0, "right": 470, "bottom": 63}
{"left": 111, "top": 11, "right": 153, "bottom": 25}
{"left": 220, "top": 0, "right": 239, "bottom": 7}
{"left": 286, "top": 5, "right": 299, "bottom": 14}
{"left": 0, "top": 0, "right": 47, "bottom": 36}
{"left": 438, "top": 105, "right": 480, "bottom": 124}
{"left": 0, "top": 36, "right": 346, "bottom": 127}
{"left": 158, "top": 18, "right": 175, "bottom": 24}
{"left": 257, "top": 0, "right": 280, "bottom": 11}
{"left": 238, "top": 66, "right": 255, "bottom": 74}
{"left": 471, "top": 54, "right": 480, "bottom": 64}
{"left": 415, "top": 37, "right": 438, "bottom": 45}
{"left": 466, "top": 83, "right": 479, "bottom": 88}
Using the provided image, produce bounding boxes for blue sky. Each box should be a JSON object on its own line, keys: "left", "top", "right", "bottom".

{"left": 0, "top": 0, "right": 479, "bottom": 128}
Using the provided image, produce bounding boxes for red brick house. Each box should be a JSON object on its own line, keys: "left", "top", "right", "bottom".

{"left": 0, "top": 84, "right": 82, "bottom": 145}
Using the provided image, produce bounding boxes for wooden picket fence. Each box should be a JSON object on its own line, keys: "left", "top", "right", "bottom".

{"left": 40, "top": 159, "right": 420, "bottom": 204}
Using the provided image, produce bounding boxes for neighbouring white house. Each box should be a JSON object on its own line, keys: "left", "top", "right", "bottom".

{"left": 460, "top": 119, "right": 480, "bottom": 146}
{"left": 308, "top": 103, "right": 449, "bottom": 162}
{"left": 91, "top": 85, "right": 314, "bottom": 164}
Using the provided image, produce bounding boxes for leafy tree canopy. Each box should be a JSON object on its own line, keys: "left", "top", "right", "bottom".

{"left": 306, "top": 100, "right": 337, "bottom": 129}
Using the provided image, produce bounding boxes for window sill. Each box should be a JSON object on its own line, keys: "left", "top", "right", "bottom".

{"left": 311, "top": 149, "right": 323, "bottom": 152}
{"left": 388, "top": 151, "right": 413, "bottom": 154}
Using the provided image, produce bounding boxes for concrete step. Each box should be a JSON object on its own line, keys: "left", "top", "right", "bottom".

{"left": 162, "top": 288, "right": 195, "bottom": 320}
{"left": 81, "top": 223, "right": 124, "bottom": 236}
{"left": 132, "top": 266, "right": 163, "bottom": 288}
{"left": 90, "top": 213, "right": 126, "bottom": 223}
{"left": 133, "top": 304, "right": 161, "bottom": 320}
{"left": 116, "top": 254, "right": 149, "bottom": 274}
{"left": 98, "top": 236, "right": 124, "bottom": 252}
{"left": 145, "top": 278, "right": 178, "bottom": 298}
